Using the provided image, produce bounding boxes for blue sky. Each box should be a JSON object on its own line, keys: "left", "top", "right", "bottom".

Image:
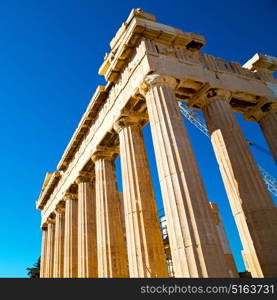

{"left": 0, "top": 0, "right": 276, "bottom": 277}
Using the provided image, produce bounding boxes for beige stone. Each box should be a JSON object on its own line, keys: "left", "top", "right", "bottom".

{"left": 114, "top": 114, "right": 168, "bottom": 277}
{"left": 53, "top": 204, "right": 65, "bottom": 278}
{"left": 36, "top": 9, "right": 277, "bottom": 278}
{"left": 93, "top": 149, "right": 129, "bottom": 278}
{"left": 259, "top": 111, "right": 277, "bottom": 164}
{"left": 243, "top": 53, "right": 277, "bottom": 83}
{"left": 76, "top": 172, "right": 97, "bottom": 278}
{"left": 63, "top": 193, "right": 78, "bottom": 278}
{"left": 202, "top": 90, "right": 277, "bottom": 277}
{"left": 39, "top": 227, "right": 48, "bottom": 278}
{"left": 243, "top": 99, "right": 277, "bottom": 164}
{"left": 45, "top": 218, "right": 55, "bottom": 278}
{"left": 141, "top": 73, "right": 229, "bottom": 278}
{"left": 209, "top": 202, "right": 239, "bottom": 278}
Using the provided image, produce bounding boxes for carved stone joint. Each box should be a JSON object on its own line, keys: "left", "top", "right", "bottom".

{"left": 63, "top": 192, "right": 78, "bottom": 201}
{"left": 198, "top": 88, "right": 232, "bottom": 108}
{"left": 114, "top": 110, "right": 148, "bottom": 133}
{"left": 55, "top": 201, "right": 66, "bottom": 214}
{"left": 75, "top": 171, "right": 95, "bottom": 184}
{"left": 139, "top": 73, "right": 177, "bottom": 96}
{"left": 206, "top": 88, "right": 232, "bottom": 101}
{"left": 188, "top": 82, "right": 211, "bottom": 108}
{"left": 91, "top": 146, "right": 119, "bottom": 162}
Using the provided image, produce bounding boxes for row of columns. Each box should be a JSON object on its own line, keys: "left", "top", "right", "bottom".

{"left": 142, "top": 75, "right": 229, "bottom": 277}
{"left": 40, "top": 73, "right": 277, "bottom": 278}
{"left": 141, "top": 74, "right": 277, "bottom": 277}
{"left": 40, "top": 121, "right": 170, "bottom": 278}
{"left": 114, "top": 115, "right": 168, "bottom": 277}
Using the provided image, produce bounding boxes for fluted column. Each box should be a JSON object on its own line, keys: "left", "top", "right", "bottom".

{"left": 63, "top": 192, "right": 78, "bottom": 278}
{"left": 53, "top": 203, "right": 65, "bottom": 278}
{"left": 40, "top": 226, "right": 48, "bottom": 278}
{"left": 92, "top": 147, "right": 129, "bottom": 278}
{"left": 259, "top": 111, "right": 277, "bottom": 164}
{"left": 76, "top": 172, "right": 97, "bottom": 278}
{"left": 209, "top": 202, "right": 239, "bottom": 278}
{"left": 45, "top": 218, "right": 55, "bottom": 278}
{"left": 202, "top": 89, "right": 277, "bottom": 277}
{"left": 114, "top": 114, "right": 168, "bottom": 278}
{"left": 140, "top": 73, "right": 229, "bottom": 278}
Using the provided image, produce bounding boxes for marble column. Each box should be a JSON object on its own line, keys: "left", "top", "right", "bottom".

{"left": 92, "top": 148, "right": 129, "bottom": 278}
{"left": 63, "top": 192, "right": 78, "bottom": 278}
{"left": 141, "top": 73, "right": 229, "bottom": 278}
{"left": 76, "top": 172, "right": 97, "bottom": 278}
{"left": 259, "top": 111, "right": 277, "bottom": 164}
{"left": 202, "top": 89, "right": 277, "bottom": 277}
{"left": 209, "top": 202, "right": 239, "bottom": 278}
{"left": 114, "top": 115, "right": 168, "bottom": 278}
{"left": 53, "top": 203, "right": 65, "bottom": 278}
{"left": 45, "top": 218, "right": 55, "bottom": 278}
{"left": 40, "top": 226, "right": 48, "bottom": 278}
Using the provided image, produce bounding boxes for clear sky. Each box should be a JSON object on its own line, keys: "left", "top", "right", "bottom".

{"left": 0, "top": 0, "right": 276, "bottom": 278}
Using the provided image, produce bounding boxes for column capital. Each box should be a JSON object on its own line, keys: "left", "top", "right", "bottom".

{"left": 75, "top": 171, "right": 95, "bottom": 184}
{"left": 55, "top": 201, "right": 65, "bottom": 214}
{"left": 91, "top": 146, "right": 119, "bottom": 162}
{"left": 113, "top": 109, "right": 148, "bottom": 134}
{"left": 41, "top": 223, "right": 48, "bottom": 231}
{"left": 63, "top": 192, "right": 78, "bottom": 201}
{"left": 47, "top": 216, "right": 55, "bottom": 225}
{"left": 139, "top": 73, "right": 177, "bottom": 96}
{"left": 189, "top": 88, "right": 232, "bottom": 109}
{"left": 243, "top": 98, "right": 277, "bottom": 122}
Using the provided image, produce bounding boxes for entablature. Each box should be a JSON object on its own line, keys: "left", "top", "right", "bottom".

{"left": 99, "top": 8, "right": 206, "bottom": 82}
{"left": 36, "top": 171, "right": 61, "bottom": 210}
{"left": 57, "top": 85, "right": 107, "bottom": 171}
